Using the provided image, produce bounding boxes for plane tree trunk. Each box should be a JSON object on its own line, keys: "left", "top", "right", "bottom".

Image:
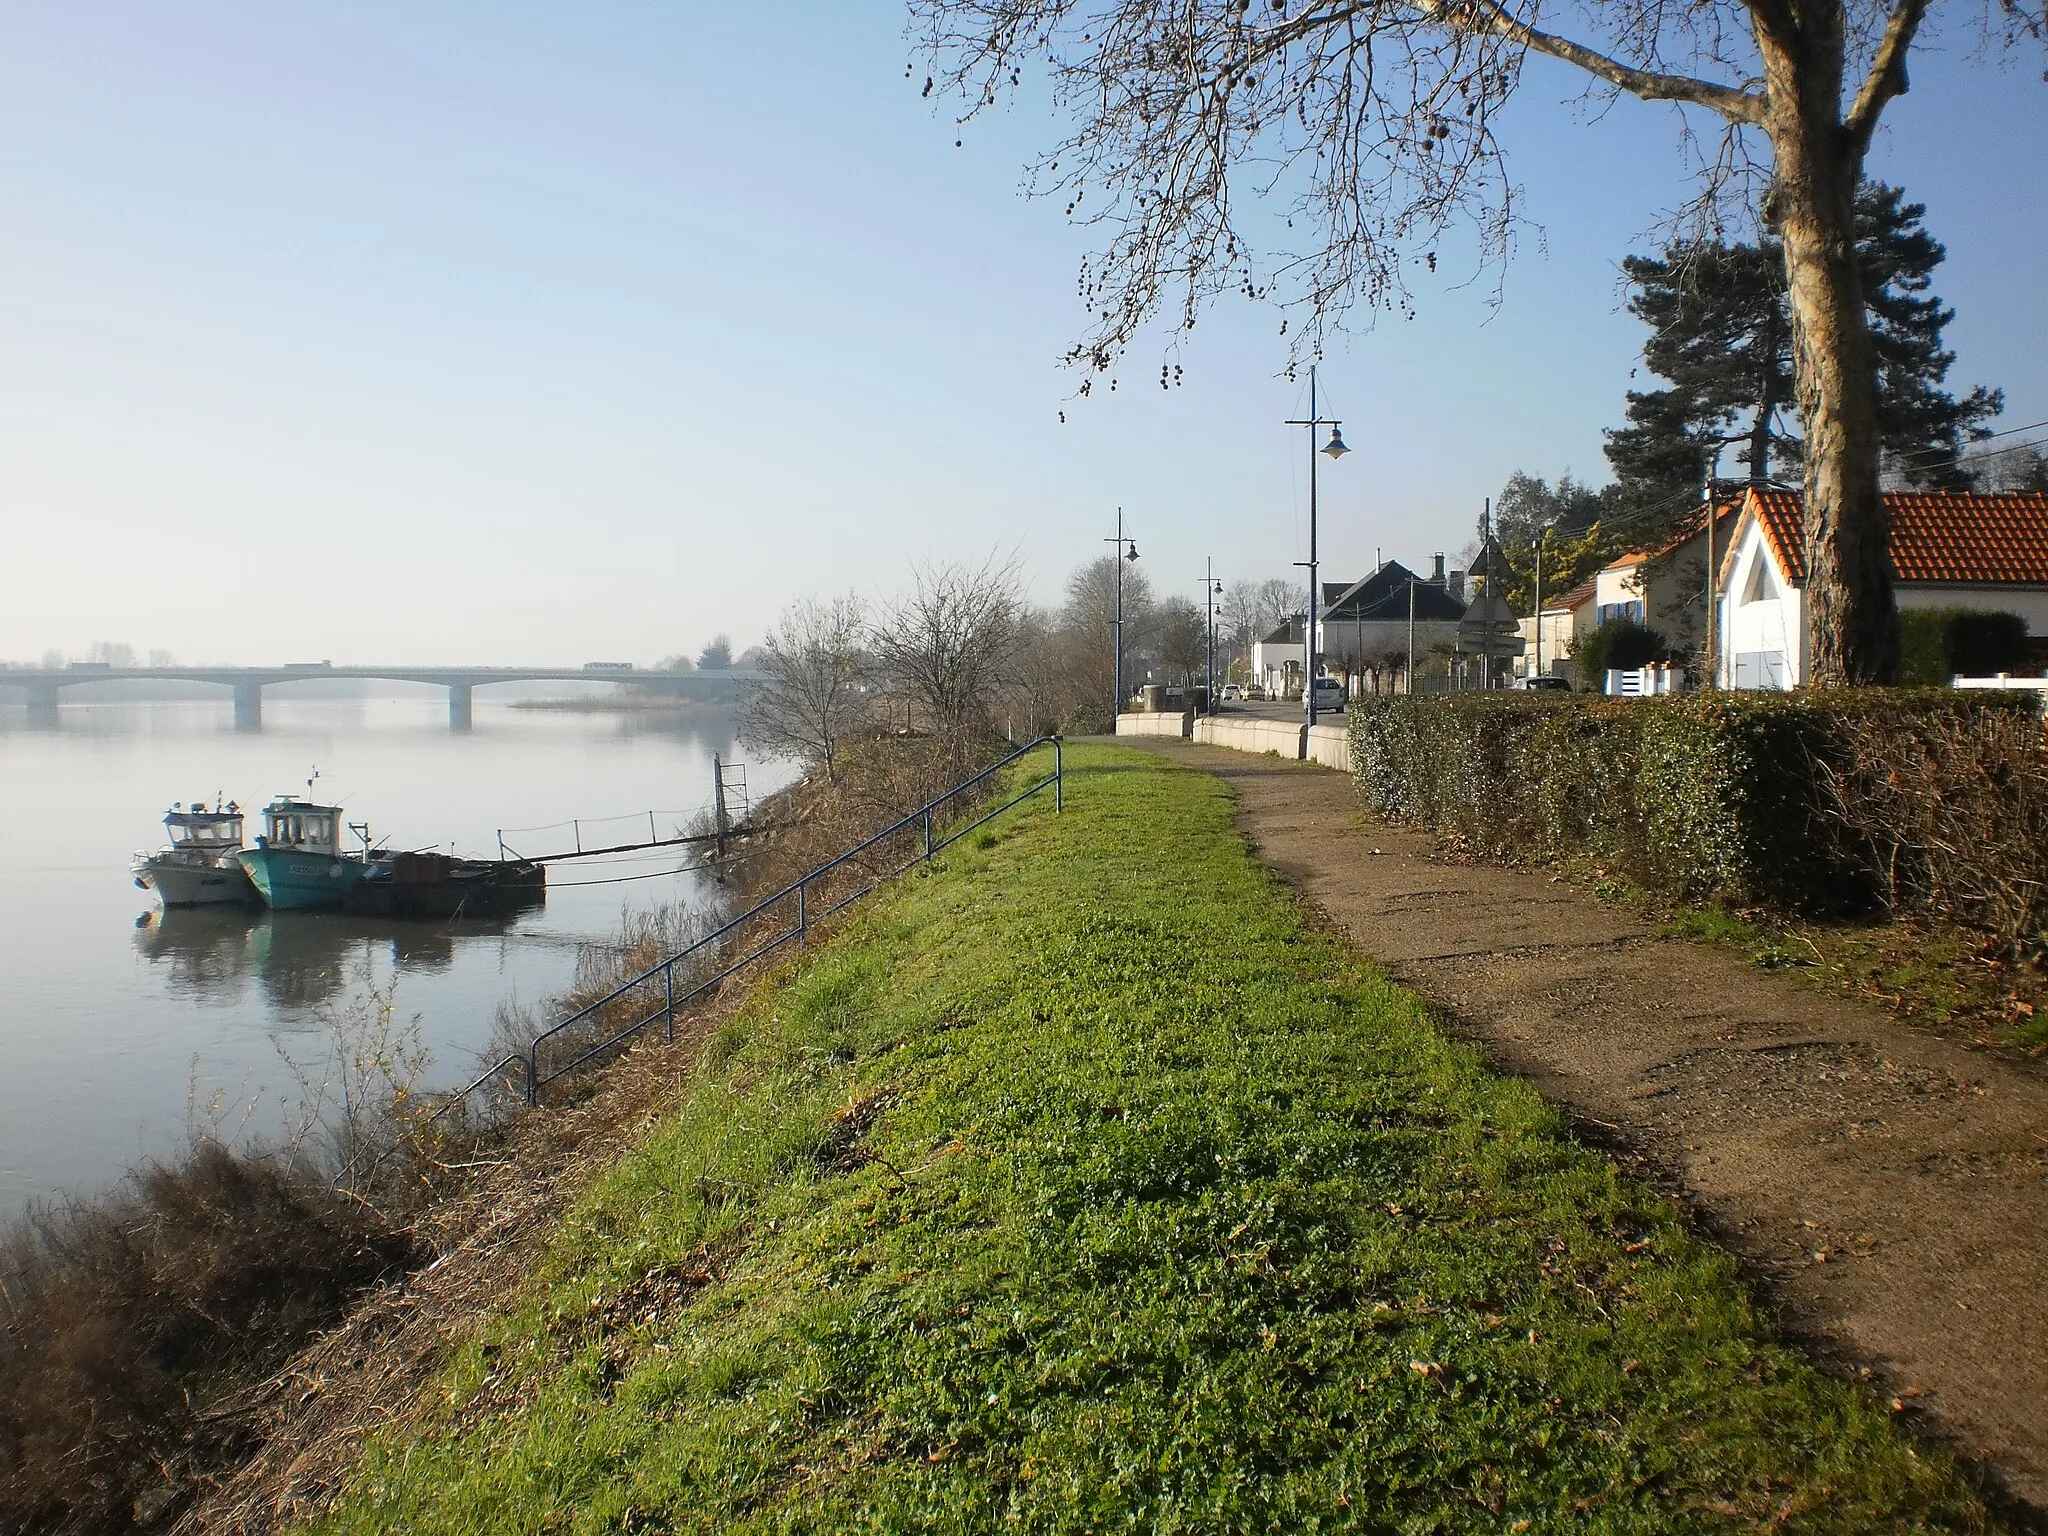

{"left": 1755, "top": 5, "right": 1900, "bottom": 684}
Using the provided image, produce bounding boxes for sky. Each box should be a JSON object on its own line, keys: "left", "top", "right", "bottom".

{"left": 1, "top": 2, "right": 2042, "bottom": 665}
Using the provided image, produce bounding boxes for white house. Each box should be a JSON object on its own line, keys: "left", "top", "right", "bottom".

{"left": 1583, "top": 503, "right": 1743, "bottom": 657}
{"left": 1718, "top": 486, "right": 2048, "bottom": 688}
{"left": 1251, "top": 616, "right": 1307, "bottom": 694}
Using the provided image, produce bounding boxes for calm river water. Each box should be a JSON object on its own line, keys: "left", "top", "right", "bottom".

{"left": 0, "top": 690, "right": 791, "bottom": 1213}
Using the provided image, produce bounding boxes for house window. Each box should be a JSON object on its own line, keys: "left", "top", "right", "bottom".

{"left": 1596, "top": 600, "right": 1644, "bottom": 627}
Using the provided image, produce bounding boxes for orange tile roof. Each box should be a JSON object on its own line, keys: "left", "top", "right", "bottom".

{"left": 1747, "top": 488, "right": 2048, "bottom": 586}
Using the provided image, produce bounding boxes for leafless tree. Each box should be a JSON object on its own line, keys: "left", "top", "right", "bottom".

{"left": 872, "top": 555, "right": 1025, "bottom": 765}
{"left": 911, "top": 0, "right": 2044, "bottom": 684}
{"left": 1061, "top": 553, "right": 1158, "bottom": 718}
{"left": 739, "top": 594, "right": 874, "bottom": 782}
{"left": 1154, "top": 594, "right": 1209, "bottom": 689}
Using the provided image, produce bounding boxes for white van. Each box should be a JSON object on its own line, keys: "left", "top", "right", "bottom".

{"left": 1309, "top": 676, "right": 1347, "bottom": 714}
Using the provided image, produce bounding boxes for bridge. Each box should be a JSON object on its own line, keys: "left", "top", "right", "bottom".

{"left": 0, "top": 665, "right": 765, "bottom": 728}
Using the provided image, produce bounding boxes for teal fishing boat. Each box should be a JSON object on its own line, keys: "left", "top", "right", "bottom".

{"left": 237, "top": 798, "right": 369, "bottom": 911}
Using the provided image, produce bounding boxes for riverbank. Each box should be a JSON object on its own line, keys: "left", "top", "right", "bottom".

{"left": 289, "top": 745, "right": 1990, "bottom": 1532}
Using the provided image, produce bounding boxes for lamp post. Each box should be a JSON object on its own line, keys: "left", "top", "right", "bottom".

{"left": 1202, "top": 561, "right": 1224, "bottom": 714}
{"left": 1286, "top": 365, "right": 1349, "bottom": 725}
{"left": 1105, "top": 509, "right": 1140, "bottom": 721}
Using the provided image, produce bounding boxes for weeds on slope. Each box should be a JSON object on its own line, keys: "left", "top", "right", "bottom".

{"left": 314, "top": 746, "right": 1993, "bottom": 1534}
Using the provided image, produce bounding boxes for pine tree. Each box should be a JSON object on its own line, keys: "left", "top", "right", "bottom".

{"left": 1603, "top": 182, "right": 2002, "bottom": 534}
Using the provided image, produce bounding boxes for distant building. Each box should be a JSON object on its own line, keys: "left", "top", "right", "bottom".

{"left": 1321, "top": 559, "right": 1466, "bottom": 689}
{"left": 1248, "top": 616, "right": 1304, "bottom": 695}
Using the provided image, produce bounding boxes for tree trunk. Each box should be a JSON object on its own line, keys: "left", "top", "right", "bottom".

{"left": 1757, "top": 21, "right": 1898, "bottom": 685}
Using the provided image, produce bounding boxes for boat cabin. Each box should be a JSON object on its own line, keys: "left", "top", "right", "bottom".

{"left": 164, "top": 804, "right": 244, "bottom": 851}
{"left": 257, "top": 797, "right": 344, "bottom": 857}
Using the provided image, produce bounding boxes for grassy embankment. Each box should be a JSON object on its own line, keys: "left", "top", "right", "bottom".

{"left": 313, "top": 744, "right": 1993, "bottom": 1532}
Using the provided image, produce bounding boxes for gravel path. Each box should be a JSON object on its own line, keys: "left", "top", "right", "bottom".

{"left": 1140, "top": 739, "right": 2048, "bottom": 1518}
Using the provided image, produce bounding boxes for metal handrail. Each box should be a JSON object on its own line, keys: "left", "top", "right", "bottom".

{"left": 430, "top": 736, "right": 1063, "bottom": 1117}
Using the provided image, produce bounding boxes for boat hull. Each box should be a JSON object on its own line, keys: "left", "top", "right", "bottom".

{"left": 237, "top": 848, "right": 369, "bottom": 910}
{"left": 137, "top": 856, "right": 256, "bottom": 907}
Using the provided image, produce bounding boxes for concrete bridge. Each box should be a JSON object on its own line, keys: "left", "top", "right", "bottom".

{"left": 0, "top": 665, "right": 764, "bottom": 728}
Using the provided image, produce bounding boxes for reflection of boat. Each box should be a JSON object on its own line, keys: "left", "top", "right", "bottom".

{"left": 133, "top": 802, "right": 256, "bottom": 906}
{"left": 135, "top": 904, "right": 517, "bottom": 1012}
{"left": 238, "top": 798, "right": 369, "bottom": 910}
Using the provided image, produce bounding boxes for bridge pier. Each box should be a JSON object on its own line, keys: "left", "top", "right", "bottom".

{"left": 447, "top": 683, "right": 473, "bottom": 730}
{"left": 232, "top": 681, "right": 264, "bottom": 730}
{"left": 24, "top": 683, "right": 59, "bottom": 727}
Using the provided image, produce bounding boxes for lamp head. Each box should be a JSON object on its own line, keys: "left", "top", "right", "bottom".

{"left": 1126, "top": 543, "right": 1140, "bottom": 562}
{"left": 1323, "top": 425, "right": 1350, "bottom": 459}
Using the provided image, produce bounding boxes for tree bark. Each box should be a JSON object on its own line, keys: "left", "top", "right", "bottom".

{"left": 1756, "top": 13, "right": 1899, "bottom": 685}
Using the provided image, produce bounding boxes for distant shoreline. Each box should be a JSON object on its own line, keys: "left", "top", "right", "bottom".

{"left": 505, "top": 692, "right": 734, "bottom": 714}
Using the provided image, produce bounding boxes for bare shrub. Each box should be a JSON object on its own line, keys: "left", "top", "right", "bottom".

{"left": 0, "top": 1142, "right": 415, "bottom": 1535}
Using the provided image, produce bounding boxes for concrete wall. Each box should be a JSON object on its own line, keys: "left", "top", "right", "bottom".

{"left": 1192, "top": 715, "right": 1306, "bottom": 759}
{"left": 1113, "top": 710, "right": 1193, "bottom": 739}
{"left": 1305, "top": 723, "right": 1350, "bottom": 771}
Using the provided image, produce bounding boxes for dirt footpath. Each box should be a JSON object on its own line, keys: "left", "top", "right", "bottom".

{"left": 1143, "top": 740, "right": 2048, "bottom": 1517}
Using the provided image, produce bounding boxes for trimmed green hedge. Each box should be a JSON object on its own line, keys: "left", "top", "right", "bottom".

{"left": 1898, "top": 608, "right": 2030, "bottom": 686}
{"left": 1348, "top": 691, "right": 2042, "bottom": 926}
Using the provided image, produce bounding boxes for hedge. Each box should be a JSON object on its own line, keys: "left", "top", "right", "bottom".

{"left": 1348, "top": 689, "right": 2048, "bottom": 952}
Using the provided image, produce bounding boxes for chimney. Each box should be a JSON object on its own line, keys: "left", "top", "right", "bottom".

{"left": 1430, "top": 552, "right": 1446, "bottom": 585}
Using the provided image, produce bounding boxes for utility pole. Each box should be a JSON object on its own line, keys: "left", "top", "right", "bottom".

{"left": 1105, "top": 510, "right": 1140, "bottom": 721}
{"left": 1533, "top": 527, "right": 1549, "bottom": 679}
{"left": 1285, "top": 366, "right": 1349, "bottom": 725}
{"left": 1407, "top": 578, "right": 1417, "bottom": 696}
{"left": 1704, "top": 450, "right": 1720, "bottom": 689}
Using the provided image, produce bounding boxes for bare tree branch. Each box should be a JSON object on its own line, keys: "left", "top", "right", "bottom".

{"left": 1844, "top": 0, "right": 1931, "bottom": 157}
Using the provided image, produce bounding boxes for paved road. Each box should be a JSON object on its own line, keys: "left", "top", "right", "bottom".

{"left": 1141, "top": 739, "right": 2048, "bottom": 1517}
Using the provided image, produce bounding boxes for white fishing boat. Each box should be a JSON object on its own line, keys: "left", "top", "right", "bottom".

{"left": 133, "top": 802, "right": 255, "bottom": 907}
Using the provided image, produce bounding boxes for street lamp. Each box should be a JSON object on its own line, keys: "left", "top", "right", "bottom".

{"left": 1202, "top": 561, "right": 1225, "bottom": 714}
{"left": 1286, "top": 365, "right": 1349, "bottom": 725}
{"left": 1106, "top": 510, "right": 1140, "bottom": 721}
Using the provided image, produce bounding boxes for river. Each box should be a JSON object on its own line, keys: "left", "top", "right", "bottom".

{"left": 0, "top": 688, "right": 792, "bottom": 1213}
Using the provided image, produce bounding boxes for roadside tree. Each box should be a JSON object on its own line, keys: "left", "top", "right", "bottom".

{"left": 739, "top": 594, "right": 873, "bottom": 783}
{"left": 912, "top": 0, "right": 2046, "bottom": 685}
{"left": 697, "top": 635, "right": 733, "bottom": 671}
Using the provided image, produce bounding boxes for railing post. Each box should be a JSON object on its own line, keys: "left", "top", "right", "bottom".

{"left": 1055, "top": 736, "right": 1063, "bottom": 814}
{"left": 922, "top": 806, "right": 933, "bottom": 864}
{"left": 525, "top": 1046, "right": 537, "bottom": 1108}
{"left": 574, "top": 819, "right": 582, "bottom": 854}
{"left": 664, "top": 961, "right": 675, "bottom": 1042}
{"left": 797, "top": 878, "right": 808, "bottom": 951}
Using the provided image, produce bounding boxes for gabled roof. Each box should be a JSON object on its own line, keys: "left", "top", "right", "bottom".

{"left": 1607, "top": 501, "right": 1744, "bottom": 571}
{"left": 1322, "top": 560, "right": 1466, "bottom": 622}
{"left": 1257, "top": 615, "right": 1307, "bottom": 647}
{"left": 1742, "top": 487, "right": 2048, "bottom": 587}
{"left": 1547, "top": 575, "right": 1598, "bottom": 615}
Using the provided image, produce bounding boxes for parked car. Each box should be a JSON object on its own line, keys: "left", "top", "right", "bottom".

{"left": 1515, "top": 675, "right": 1571, "bottom": 692}
{"left": 1246, "top": 684, "right": 1268, "bottom": 700}
{"left": 1308, "top": 676, "right": 1347, "bottom": 714}
{"left": 1219, "top": 683, "right": 1244, "bottom": 701}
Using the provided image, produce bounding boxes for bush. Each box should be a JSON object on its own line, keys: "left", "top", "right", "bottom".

{"left": 1349, "top": 689, "right": 2047, "bottom": 947}
{"left": 1897, "top": 608, "right": 2030, "bottom": 685}
{"left": 1570, "top": 618, "right": 1671, "bottom": 689}
{"left": 0, "top": 1141, "right": 418, "bottom": 1534}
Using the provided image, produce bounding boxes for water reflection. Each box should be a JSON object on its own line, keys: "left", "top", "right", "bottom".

{"left": 134, "top": 906, "right": 521, "bottom": 1014}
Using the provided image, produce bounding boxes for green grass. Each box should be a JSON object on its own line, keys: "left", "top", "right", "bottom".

{"left": 314, "top": 746, "right": 1994, "bottom": 1533}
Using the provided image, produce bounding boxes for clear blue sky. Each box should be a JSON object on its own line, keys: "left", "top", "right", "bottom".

{"left": 2, "top": 3, "right": 2040, "bottom": 664}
